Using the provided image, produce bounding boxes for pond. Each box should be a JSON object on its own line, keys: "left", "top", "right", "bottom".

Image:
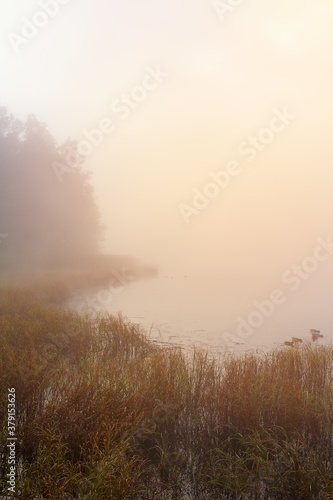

{"left": 69, "top": 270, "right": 332, "bottom": 354}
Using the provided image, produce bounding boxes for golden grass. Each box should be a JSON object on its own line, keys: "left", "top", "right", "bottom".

{"left": 0, "top": 282, "right": 332, "bottom": 499}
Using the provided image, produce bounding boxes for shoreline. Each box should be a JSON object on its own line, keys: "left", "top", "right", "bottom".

{"left": 0, "top": 277, "right": 332, "bottom": 499}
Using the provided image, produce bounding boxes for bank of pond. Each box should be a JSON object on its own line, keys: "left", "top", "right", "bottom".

{"left": 0, "top": 285, "right": 332, "bottom": 499}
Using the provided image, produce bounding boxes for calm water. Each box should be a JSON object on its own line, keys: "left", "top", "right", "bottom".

{"left": 70, "top": 270, "right": 332, "bottom": 354}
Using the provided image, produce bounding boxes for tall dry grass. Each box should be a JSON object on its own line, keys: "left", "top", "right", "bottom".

{"left": 0, "top": 283, "right": 332, "bottom": 499}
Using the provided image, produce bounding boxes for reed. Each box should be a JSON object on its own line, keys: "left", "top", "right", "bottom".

{"left": 0, "top": 283, "right": 332, "bottom": 499}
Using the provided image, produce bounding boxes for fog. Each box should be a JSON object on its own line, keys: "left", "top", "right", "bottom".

{"left": 1, "top": 0, "right": 333, "bottom": 348}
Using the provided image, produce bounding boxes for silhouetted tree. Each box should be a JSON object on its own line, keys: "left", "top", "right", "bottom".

{"left": 0, "top": 107, "right": 104, "bottom": 271}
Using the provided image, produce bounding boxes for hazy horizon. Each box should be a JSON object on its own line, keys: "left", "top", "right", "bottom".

{"left": 1, "top": 0, "right": 333, "bottom": 345}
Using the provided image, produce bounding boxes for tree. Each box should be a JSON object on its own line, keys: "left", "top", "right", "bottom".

{"left": 0, "top": 107, "right": 104, "bottom": 271}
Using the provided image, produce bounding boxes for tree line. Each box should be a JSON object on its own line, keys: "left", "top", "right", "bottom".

{"left": 0, "top": 107, "right": 104, "bottom": 271}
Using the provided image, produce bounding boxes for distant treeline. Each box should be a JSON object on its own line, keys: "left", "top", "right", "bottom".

{"left": 0, "top": 107, "right": 103, "bottom": 271}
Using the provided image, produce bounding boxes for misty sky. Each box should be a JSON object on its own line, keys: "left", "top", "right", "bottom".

{"left": 1, "top": 0, "right": 333, "bottom": 281}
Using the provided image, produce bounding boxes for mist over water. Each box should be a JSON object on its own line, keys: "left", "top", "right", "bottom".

{"left": 2, "top": 0, "right": 333, "bottom": 354}
{"left": 2, "top": 3, "right": 333, "bottom": 498}
{"left": 70, "top": 264, "right": 333, "bottom": 353}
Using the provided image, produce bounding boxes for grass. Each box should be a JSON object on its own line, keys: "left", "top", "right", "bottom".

{"left": 0, "top": 280, "right": 332, "bottom": 499}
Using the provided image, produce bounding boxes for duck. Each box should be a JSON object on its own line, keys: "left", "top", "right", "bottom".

{"left": 284, "top": 341, "right": 294, "bottom": 347}
{"left": 310, "top": 329, "right": 323, "bottom": 341}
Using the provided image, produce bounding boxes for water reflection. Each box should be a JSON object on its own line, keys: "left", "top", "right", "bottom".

{"left": 70, "top": 271, "right": 332, "bottom": 354}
